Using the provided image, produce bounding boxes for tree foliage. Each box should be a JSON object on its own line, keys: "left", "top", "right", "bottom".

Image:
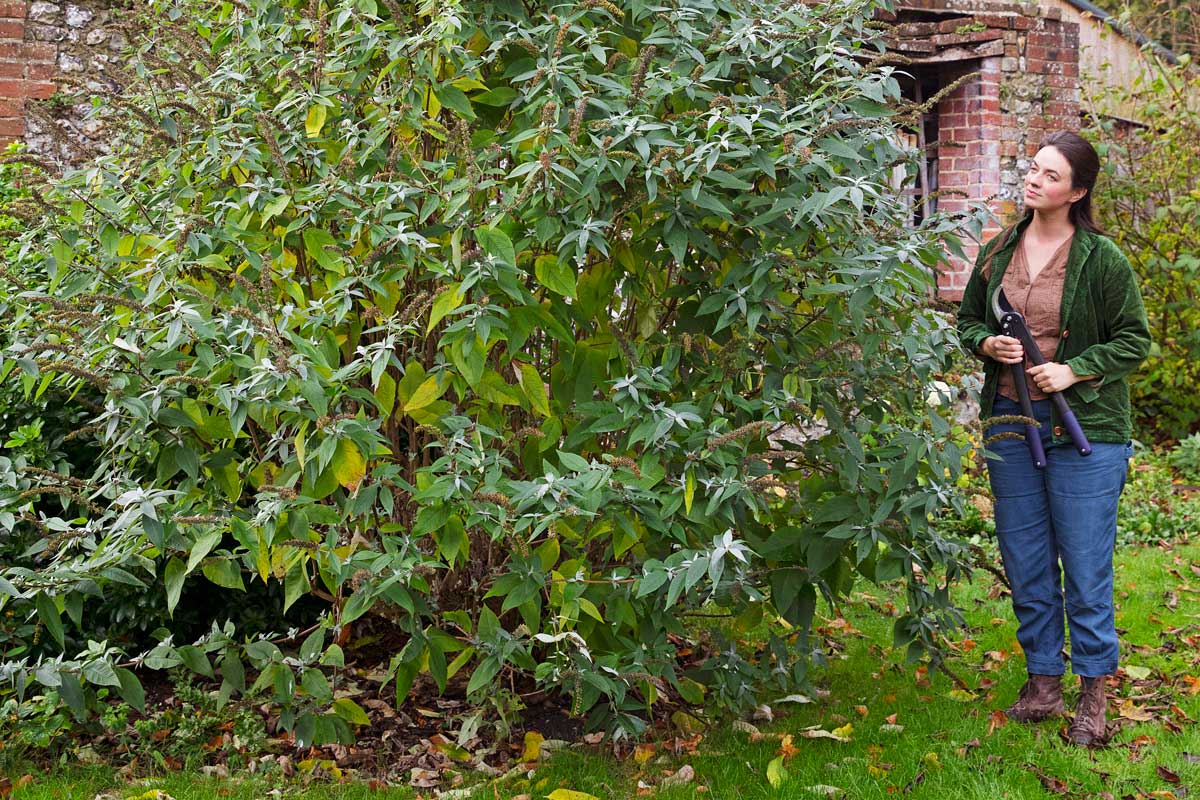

{"left": 1084, "top": 60, "right": 1200, "bottom": 441}
{"left": 0, "top": 0, "right": 975, "bottom": 740}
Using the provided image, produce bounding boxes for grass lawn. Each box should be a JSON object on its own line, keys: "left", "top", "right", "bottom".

{"left": 10, "top": 538, "right": 1200, "bottom": 800}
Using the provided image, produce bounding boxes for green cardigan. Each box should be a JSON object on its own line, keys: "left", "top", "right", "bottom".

{"left": 956, "top": 216, "right": 1152, "bottom": 444}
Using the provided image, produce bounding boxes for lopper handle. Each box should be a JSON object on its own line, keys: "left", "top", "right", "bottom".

{"left": 1054, "top": 402, "right": 1093, "bottom": 456}
{"left": 1010, "top": 362, "right": 1047, "bottom": 469}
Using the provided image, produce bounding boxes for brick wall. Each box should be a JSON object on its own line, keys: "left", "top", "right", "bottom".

{"left": 899, "top": 1, "right": 1082, "bottom": 300}
{"left": 935, "top": 56, "right": 1005, "bottom": 298}
{"left": 0, "top": 0, "right": 55, "bottom": 147}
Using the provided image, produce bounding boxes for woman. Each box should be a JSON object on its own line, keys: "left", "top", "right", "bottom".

{"left": 957, "top": 131, "right": 1151, "bottom": 746}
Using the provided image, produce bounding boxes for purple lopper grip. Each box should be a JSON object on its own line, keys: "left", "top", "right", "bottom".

{"left": 1061, "top": 410, "right": 1092, "bottom": 456}
{"left": 1026, "top": 424, "right": 1047, "bottom": 469}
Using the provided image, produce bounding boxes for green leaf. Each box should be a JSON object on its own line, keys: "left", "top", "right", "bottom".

{"left": 187, "top": 528, "right": 223, "bottom": 573}
{"left": 202, "top": 560, "right": 245, "bottom": 591}
{"left": 82, "top": 659, "right": 121, "bottom": 688}
{"left": 115, "top": 668, "right": 146, "bottom": 712}
{"left": 59, "top": 671, "right": 87, "bottom": 721}
{"left": 535, "top": 254, "right": 577, "bottom": 298}
{"left": 475, "top": 226, "right": 515, "bottom": 267}
{"left": 302, "top": 228, "right": 343, "bottom": 274}
{"left": 164, "top": 557, "right": 187, "bottom": 616}
{"left": 466, "top": 656, "right": 502, "bottom": 695}
{"left": 331, "top": 697, "right": 371, "bottom": 726}
{"left": 472, "top": 87, "right": 518, "bottom": 106}
{"left": 435, "top": 84, "right": 475, "bottom": 120}
{"left": 177, "top": 644, "right": 215, "bottom": 678}
{"left": 35, "top": 591, "right": 65, "bottom": 648}
{"left": 305, "top": 104, "right": 328, "bottom": 138}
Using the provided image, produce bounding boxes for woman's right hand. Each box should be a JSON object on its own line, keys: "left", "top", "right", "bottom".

{"left": 982, "top": 335, "right": 1024, "bottom": 364}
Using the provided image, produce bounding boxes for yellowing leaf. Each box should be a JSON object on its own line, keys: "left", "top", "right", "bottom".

{"left": 427, "top": 283, "right": 464, "bottom": 333}
{"left": 633, "top": 742, "right": 656, "bottom": 764}
{"left": 331, "top": 697, "right": 370, "bottom": 726}
{"left": 516, "top": 361, "right": 551, "bottom": 416}
{"left": 375, "top": 371, "right": 397, "bottom": 416}
{"left": 546, "top": 790, "right": 601, "bottom": 800}
{"left": 832, "top": 723, "right": 854, "bottom": 740}
{"left": 684, "top": 470, "right": 696, "bottom": 514}
{"left": 305, "top": 104, "right": 328, "bottom": 138}
{"left": 403, "top": 374, "right": 443, "bottom": 412}
{"left": 766, "top": 755, "right": 789, "bottom": 789}
{"left": 331, "top": 439, "right": 366, "bottom": 490}
{"left": 522, "top": 731, "right": 545, "bottom": 762}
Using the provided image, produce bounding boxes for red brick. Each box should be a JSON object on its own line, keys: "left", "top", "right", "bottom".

{"left": 974, "top": 13, "right": 1017, "bottom": 28}
{"left": 1010, "top": 15, "right": 1033, "bottom": 30}
{"left": 939, "top": 112, "right": 967, "bottom": 129}
{"left": 21, "top": 41, "right": 54, "bottom": 61}
{"left": 0, "top": 116, "right": 22, "bottom": 136}
{"left": 0, "top": 96, "right": 19, "bottom": 115}
{"left": 0, "top": 1, "right": 25, "bottom": 19}
{"left": 26, "top": 60, "right": 53, "bottom": 80}
{"left": 0, "top": 61, "right": 20, "bottom": 79}
{"left": 0, "top": 77, "right": 21, "bottom": 96}
{"left": 0, "top": 19, "right": 21, "bottom": 36}
{"left": 24, "top": 79, "right": 54, "bottom": 98}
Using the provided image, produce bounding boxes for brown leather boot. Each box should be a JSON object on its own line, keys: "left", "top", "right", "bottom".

{"left": 1068, "top": 676, "right": 1108, "bottom": 746}
{"left": 1005, "top": 673, "right": 1065, "bottom": 722}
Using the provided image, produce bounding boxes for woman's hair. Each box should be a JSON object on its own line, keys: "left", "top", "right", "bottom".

{"left": 1024, "top": 130, "right": 1104, "bottom": 234}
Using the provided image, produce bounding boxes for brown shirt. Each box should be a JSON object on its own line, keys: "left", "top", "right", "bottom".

{"left": 997, "top": 232, "right": 1073, "bottom": 402}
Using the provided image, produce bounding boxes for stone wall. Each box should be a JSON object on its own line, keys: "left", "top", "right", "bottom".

{"left": 0, "top": 0, "right": 123, "bottom": 156}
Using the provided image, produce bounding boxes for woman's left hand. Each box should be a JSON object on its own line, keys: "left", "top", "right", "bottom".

{"left": 1026, "top": 362, "right": 1080, "bottom": 393}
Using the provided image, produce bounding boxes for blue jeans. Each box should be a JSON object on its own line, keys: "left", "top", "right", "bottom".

{"left": 985, "top": 395, "right": 1132, "bottom": 677}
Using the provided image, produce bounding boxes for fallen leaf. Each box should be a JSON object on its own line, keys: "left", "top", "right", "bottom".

{"left": 1156, "top": 765, "right": 1182, "bottom": 784}
{"left": 633, "top": 743, "right": 656, "bottom": 765}
{"left": 733, "top": 720, "right": 761, "bottom": 738}
{"left": 832, "top": 723, "right": 854, "bottom": 740}
{"left": 662, "top": 765, "right": 694, "bottom": 787}
{"left": 955, "top": 738, "right": 982, "bottom": 758}
{"left": 546, "top": 791, "right": 602, "bottom": 800}
{"left": 766, "top": 755, "right": 789, "bottom": 789}
{"left": 777, "top": 734, "right": 799, "bottom": 761}
{"left": 1124, "top": 665, "right": 1152, "bottom": 680}
{"left": 884, "top": 713, "right": 898, "bottom": 724}
{"left": 987, "top": 710, "right": 1008, "bottom": 735}
{"left": 946, "top": 689, "right": 976, "bottom": 702}
{"left": 879, "top": 724, "right": 905, "bottom": 734}
{"left": 409, "top": 768, "right": 440, "bottom": 789}
{"left": 777, "top": 694, "right": 813, "bottom": 704}
{"left": 922, "top": 752, "right": 941, "bottom": 769}
{"left": 1117, "top": 699, "right": 1155, "bottom": 722}
{"left": 671, "top": 711, "right": 706, "bottom": 735}
{"left": 753, "top": 704, "right": 774, "bottom": 722}
{"left": 797, "top": 725, "right": 851, "bottom": 743}
{"left": 522, "top": 731, "right": 545, "bottom": 763}
{"left": 1182, "top": 752, "right": 1200, "bottom": 764}
{"left": 801, "top": 786, "right": 845, "bottom": 798}
{"left": 853, "top": 705, "right": 869, "bottom": 717}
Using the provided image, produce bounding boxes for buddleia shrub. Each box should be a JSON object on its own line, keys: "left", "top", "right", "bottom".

{"left": 0, "top": 0, "right": 980, "bottom": 740}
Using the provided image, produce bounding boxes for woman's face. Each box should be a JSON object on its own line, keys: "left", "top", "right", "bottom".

{"left": 1023, "top": 146, "right": 1087, "bottom": 214}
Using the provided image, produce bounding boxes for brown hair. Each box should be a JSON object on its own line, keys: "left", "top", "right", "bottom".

{"left": 1023, "top": 130, "right": 1105, "bottom": 235}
